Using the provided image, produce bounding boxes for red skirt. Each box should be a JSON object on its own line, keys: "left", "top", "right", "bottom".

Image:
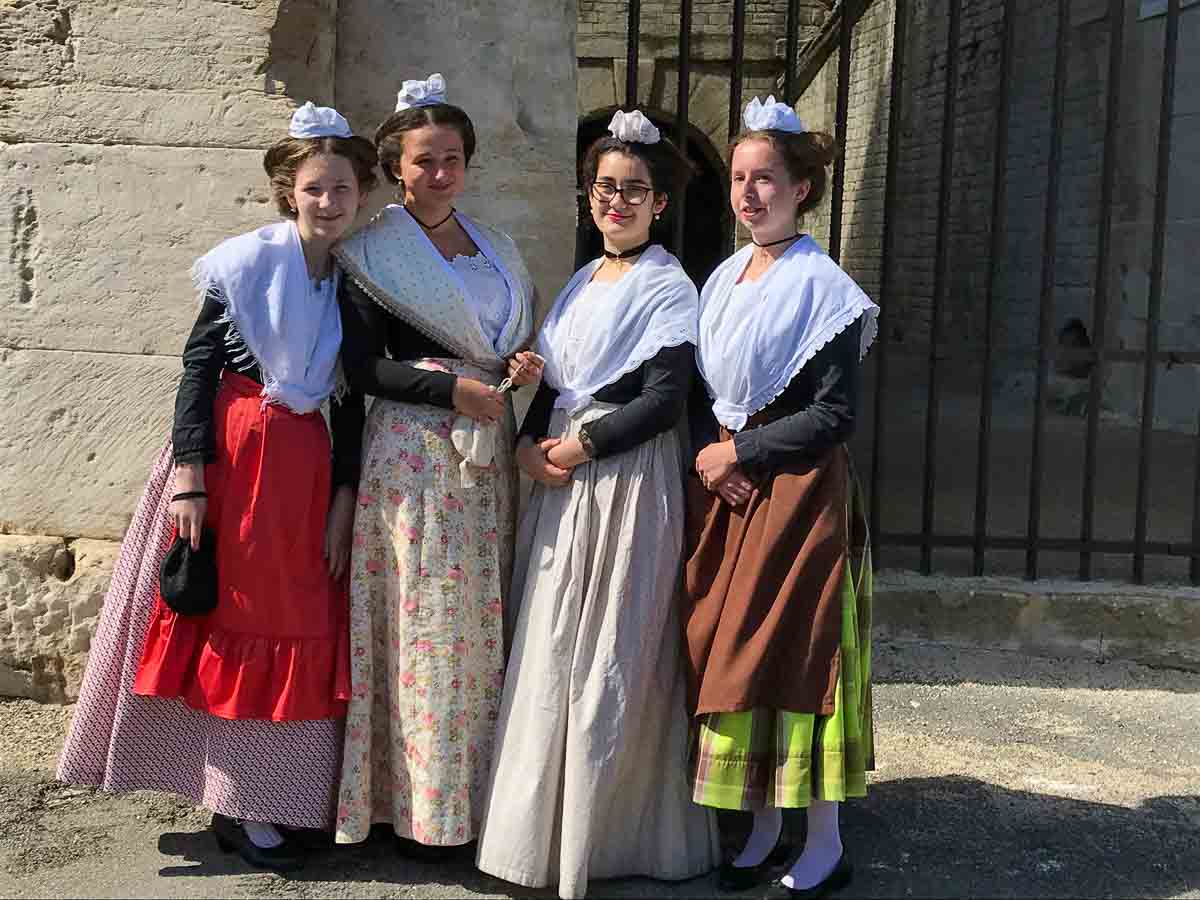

{"left": 133, "top": 372, "right": 351, "bottom": 721}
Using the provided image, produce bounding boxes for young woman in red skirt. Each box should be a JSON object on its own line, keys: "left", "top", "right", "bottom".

{"left": 57, "top": 103, "right": 377, "bottom": 872}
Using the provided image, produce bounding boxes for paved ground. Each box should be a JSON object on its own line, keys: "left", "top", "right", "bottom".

{"left": 1, "top": 640, "right": 1197, "bottom": 899}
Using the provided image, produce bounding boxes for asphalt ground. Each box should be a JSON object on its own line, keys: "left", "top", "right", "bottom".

{"left": 1, "top": 640, "right": 1197, "bottom": 899}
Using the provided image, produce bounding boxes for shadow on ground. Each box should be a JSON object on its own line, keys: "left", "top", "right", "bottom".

{"left": 151, "top": 777, "right": 1200, "bottom": 899}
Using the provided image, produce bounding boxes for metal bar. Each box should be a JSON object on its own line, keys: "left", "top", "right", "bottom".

{"left": 1026, "top": 0, "right": 1069, "bottom": 580}
{"left": 727, "top": 0, "right": 748, "bottom": 254}
{"left": 728, "top": 0, "right": 748, "bottom": 142}
{"left": 828, "top": 0, "right": 853, "bottom": 263}
{"left": 673, "top": 0, "right": 693, "bottom": 259}
{"left": 625, "top": 0, "right": 642, "bottom": 107}
{"left": 920, "top": 0, "right": 962, "bottom": 575}
{"left": 974, "top": 0, "right": 1015, "bottom": 577}
{"left": 1134, "top": 0, "right": 1180, "bottom": 584}
{"left": 878, "top": 532, "right": 1194, "bottom": 556}
{"left": 874, "top": 342, "right": 1200, "bottom": 366}
{"left": 784, "top": 0, "right": 801, "bottom": 102}
{"left": 869, "top": 0, "right": 907, "bottom": 568}
{"left": 1080, "top": 0, "right": 1125, "bottom": 581}
{"left": 1193, "top": 408, "right": 1200, "bottom": 582}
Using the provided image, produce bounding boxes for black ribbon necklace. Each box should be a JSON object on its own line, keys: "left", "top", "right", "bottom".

{"left": 603, "top": 238, "right": 653, "bottom": 261}
{"left": 752, "top": 233, "right": 800, "bottom": 249}
{"left": 408, "top": 206, "right": 456, "bottom": 231}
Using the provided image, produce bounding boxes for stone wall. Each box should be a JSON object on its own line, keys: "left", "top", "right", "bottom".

{"left": 0, "top": 0, "right": 578, "bottom": 700}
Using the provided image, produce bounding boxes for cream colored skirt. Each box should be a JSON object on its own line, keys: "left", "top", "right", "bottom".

{"left": 476, "top": 403, "right": 720, "bottom": 899}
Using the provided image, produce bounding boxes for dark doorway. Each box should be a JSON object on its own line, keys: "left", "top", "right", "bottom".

{"left": 575, "top": 107, "right": 731, "bottom": 290}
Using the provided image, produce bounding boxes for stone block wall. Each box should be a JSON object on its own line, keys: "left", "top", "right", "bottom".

{"left": 0, "top": 0, "right": 578, "bottom": 700}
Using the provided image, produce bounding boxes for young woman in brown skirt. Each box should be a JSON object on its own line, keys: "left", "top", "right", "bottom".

{"left": 683, "top": 95, "right": 879, "bottom": 898}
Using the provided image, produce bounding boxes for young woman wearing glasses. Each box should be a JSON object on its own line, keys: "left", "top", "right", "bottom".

{"left": 475, "top": 110, "right": 721, "bottom": 899}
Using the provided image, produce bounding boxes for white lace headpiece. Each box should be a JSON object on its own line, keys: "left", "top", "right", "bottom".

{"left": 608, "top": 109, "right": 661, "bottom": 144}
{"left": 395, "top": 73, "right": 447, "bottom": 112}
{"left": 288, "top": 101, "right": 353, "bottom": 139}
{"left": 743, "top": 95, "right": 806, "bottom": 134}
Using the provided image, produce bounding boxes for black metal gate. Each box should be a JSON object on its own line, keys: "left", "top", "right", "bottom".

{"left": 594, "top": 0, "right": 1191, "bottom": 584}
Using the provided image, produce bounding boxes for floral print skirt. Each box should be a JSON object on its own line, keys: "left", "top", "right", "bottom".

{"left": 335, "top": 360, "right": 517, "bottom": 846}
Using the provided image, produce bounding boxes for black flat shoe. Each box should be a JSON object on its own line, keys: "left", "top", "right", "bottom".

{"left": 211, "top": 813, "right": 305, "bottom": 873}
{"left": 780, "top": 853, "right": 853, "bottom": 899}
{"left": 717, "top": 840, "right": 795, "bottom": 892}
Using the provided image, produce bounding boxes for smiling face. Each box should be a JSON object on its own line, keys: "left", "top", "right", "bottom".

{"left": 393, "top": 124, "right": 468, "bottom": 210}
{"left": 729, "top": 137, "right": 811, "bottom": 241}
{"left": 290, "top": 152, "right": 365, "bottom": 245}
{"left": 589, "top": 150, "right": 669, "bottom": 251}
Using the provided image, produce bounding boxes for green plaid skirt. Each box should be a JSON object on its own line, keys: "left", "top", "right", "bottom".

{"left": 689, "top": 552, "right": 873, "bottom": 810}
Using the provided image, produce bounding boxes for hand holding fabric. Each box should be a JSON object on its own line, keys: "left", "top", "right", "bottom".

{"left": 452, "top": 378, "right": 504, "bottom": 423}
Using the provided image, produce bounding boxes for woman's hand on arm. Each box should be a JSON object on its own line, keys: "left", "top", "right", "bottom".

{"left": 695, "top": 440, "right": 739, "bottom": 491}
{"left": 516, "top": 436, "right": 572, "bottom": 487}
{"left": 545, "top": 436, "right": 589, "bottom": 471}
{"left": 171, "top": 462, "right": 208, "bottom": 550}
{"left": 324, "top": 485, "right": 356, "bottom": 581}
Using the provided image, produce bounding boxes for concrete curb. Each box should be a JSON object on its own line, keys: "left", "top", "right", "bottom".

{"left": 874, "top": 571, "right": 1200, "bottom": 672}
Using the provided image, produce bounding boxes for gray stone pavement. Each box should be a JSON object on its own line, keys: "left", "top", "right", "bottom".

{"left": 1, "top": 640, "right": 1197, "bottom": 899}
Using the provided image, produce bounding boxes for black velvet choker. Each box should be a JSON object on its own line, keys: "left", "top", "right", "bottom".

{"left": 408, "top": 206, "right": 456, "bottom": 231}
{"left": 603, "top": 239, "right": 653, "bottom": 261}
{"left": 752, "top": 233, "right": 800, "bottom": 248}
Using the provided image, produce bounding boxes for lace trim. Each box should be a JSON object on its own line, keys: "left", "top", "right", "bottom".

{"left": 713, "top": 299, "right": 880, "bottom": 428}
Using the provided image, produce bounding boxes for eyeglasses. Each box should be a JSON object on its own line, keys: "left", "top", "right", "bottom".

{"left": 589, "top": 181, "right": 652, "bottom": 206}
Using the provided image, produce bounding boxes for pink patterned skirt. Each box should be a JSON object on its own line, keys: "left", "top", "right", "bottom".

{"left": 56, "top": 443, "right": 344, "bottom": 829}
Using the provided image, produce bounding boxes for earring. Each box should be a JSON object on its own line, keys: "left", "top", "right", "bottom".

{"left": 654, "top": 213, "right": 661, "bottom": 221}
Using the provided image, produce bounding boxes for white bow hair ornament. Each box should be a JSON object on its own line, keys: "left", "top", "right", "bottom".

{"left": 288, "top": 102, "right": 353, "bottom": 139}
{"left": 742, "top": 95, "right": 806, "bottom": 134}
{"left": 395, "top": 73, "right": 448, "bottom": 112}
{"left": 608, "top": 109, "right": 661, "bottom": 145}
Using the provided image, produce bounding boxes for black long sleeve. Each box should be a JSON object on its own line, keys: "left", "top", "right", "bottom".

{"left": 581, "top": 343, "right": 693, "bottom": 459}
{"left": 731, "top": 319, "right": 861, "bottom": 472}
{"left": 329, "top": 390, "right": 366, "bottom": 489}
{"left": 338, "top": 277, "right": 457, "bottom": 408}
{"left": 516, "top": 343, "right": 694, "bottom": 461}
{"left": 173, "top": 288, "right": 256, "bottom": 465}
{"left": 173, "top": 287, "right": 364, "bottom": 489}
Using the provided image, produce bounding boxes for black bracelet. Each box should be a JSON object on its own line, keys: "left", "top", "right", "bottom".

{"left": 171, "top": 491, "right": 208, "bottom": 502}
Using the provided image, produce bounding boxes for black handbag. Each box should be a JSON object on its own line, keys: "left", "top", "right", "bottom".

{"left": 159, "top": 527, "right": 218, "bottom": 616}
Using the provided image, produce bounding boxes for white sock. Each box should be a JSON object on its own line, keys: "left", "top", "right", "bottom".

{"left": 781, "top": 799, "right": 843, "bottom": 889}
{"left": 241, "top": 820, "right": 284, "bottom": 849}
{"left": 732, "top": 806, "right": 783, "bottom": 868}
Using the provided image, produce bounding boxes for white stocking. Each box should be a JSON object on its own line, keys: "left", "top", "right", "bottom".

{"left": 732, "top": 806, "right": 783, "bottom": 868}
{"left": 781, "top": 799, "right": 843, "bottom": 889}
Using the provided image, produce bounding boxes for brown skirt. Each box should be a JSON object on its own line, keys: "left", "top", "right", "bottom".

{"left": 682, "top": 441, "right": 849, "bottom": 717}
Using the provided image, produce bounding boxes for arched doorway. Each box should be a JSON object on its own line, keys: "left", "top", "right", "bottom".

{"left": 575, "top": 107, "right": 731, "bottom": 289}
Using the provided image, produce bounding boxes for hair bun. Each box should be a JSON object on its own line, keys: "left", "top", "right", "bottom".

{"left": 804, "top": 131, "right": 837, "bottom": 167}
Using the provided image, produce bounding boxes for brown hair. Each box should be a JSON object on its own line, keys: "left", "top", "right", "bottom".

{"left": 581, "top": 129, "right": 696, "bottom": 228}
{"left": 732, "top": 129, "right": 838, "bottom": 217}
{"left": 374, "top": 104, "right": 478, "bottom": 185}
{"left": 262, "top": 135, "right": 379, "bottom": 217}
